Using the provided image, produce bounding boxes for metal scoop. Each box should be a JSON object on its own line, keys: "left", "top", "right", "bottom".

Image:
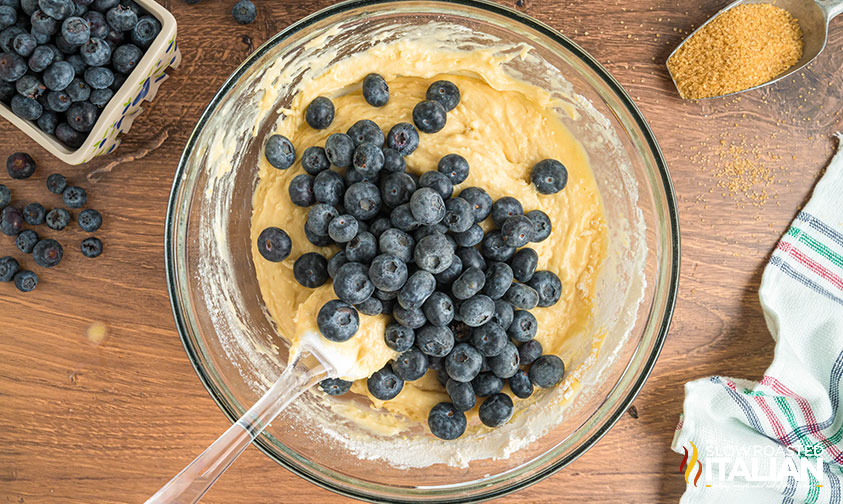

{"left": 667, "top": 0, "right": 842, "bottom": 99}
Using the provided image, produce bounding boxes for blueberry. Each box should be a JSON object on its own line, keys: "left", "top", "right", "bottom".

{"left": 479, "top": 393, "right": 513, "bottom": 427}
{"left": 231, "top": 0, "right": 255, "bottom": 24}
{"left": 81, "top": 237, "right": 102, "bottom": 258}
{"left": 367, "top": 364, "right": 403, "bottom": 400}
{"left": 397, "top": 269, "right": 435, "bottom": 310}
{"left": 504, "top": 283, "right": 538, "bottom": 310}
{"left": 368, "top": 254, "right": 407, "bottom": 292}
{"left": 305, "top": 203, "right": 337, "bottom": 236}
{"left": 304, "top": 225, "right": 332, "bottom": 246}
{"left": 0, "top": 28, "right": 24, "bottom": 55}
{"left": 45, "top": 207, "right": 70, "bottom": 230}
{"left": 491, "top": 299, "right": 513, "bottom": 331}
{"left": 456, "top": 246, "right": 485, "bottom": 271}
{"left": 380, "top": 171, "right": 415, "bottom": 208}
{"left": 415, "top": 324, "right": 454, "bottom": 357}
{"left": 378, "top": 227, "right": 414, "bottom": 263}
{"left": 408, "top": 187, "right": 445, "bottom": 226}
{"left": 6, "top": 152, "right": 35, "bottom": 179}
{"left": 527, "top": 270, "right": 562, "bottom": 307}
{"left": 422, "top": 291, "right": 454, "bottom": 327}
{"left": 332, "top": 261, "right": 373, "bottom": 304}
{"left": 61, "top": 16, "right": 89, "bottom": 45}
{"left": 0, "top": 256, "right": 19, "bottom": 282}
{"left": 76, "top": 208, "right": 101, "bottom": 231}
{"left": 491, "top": 197, "right": 522, "bottom": 228}
{"left": 104, "top": 28, "right": 123, "bottom": 46}
{"left": 531, "top": 159, "right": 568, "bottom": 194}
{"left": 43, "top": 60, "right": 74, "bottom": 90}
{"left": 386, "top": 122, "right": 419, "bottom": 156}
{"left": 39, "top": 0, "right": 74, "bottom": 19}
{"left": 21, "top": 0, "right": 38, "bottom": 15}
{"left": 317, "top": 299, "right": 359, "bottom": 342}
{"left": 414, "top": 233, "right": 454, "bottom": 274}
{"left": 293, "top": 252, "right": 328, "bottom": 288}
{"left": 319, "top": 378, "right": 352, "bottom": 396}
{"left": 0, "top": 184, "right": 9, "bottom": 209}
{"left": 428, "top": 402, "right": 465, "bottom": 439}
{"left": 368, "top": 217, "right": 390, "bottom": 238}
{"left": 327, "top": 213, "right": 357, "bottom": 243}
{"left": 129, "top": 14, "right": 158, "bottom": 48}
{"left": 301, "top": 146, "right": 330, "bottom": 175}
{"left": 389, "top": 203, "right": 418, "bottom": 232}
{"left": 91, "top": 0, "right": 116, "bottom": 11}
{"left": 263, "top": 134, "right": 295, "bottom": 170}
{"left": 451, "top": 320, "right": 472, "bottom": 343}
{"left": 392, "top": 303, "right": 425, "bottom": 329}
{"left": 82, "top": 10, "right": 106, "bottom": 38}
{"left": 256, "top": 226, "right": 291, "bottom": 262}
{"left": 326, "top": 250, "right": 347, "bottom": 279}
{"left": 13, "top": 269, "right": 37, "bottom": 291}
{"left": 36, "top": 109, "right": 56, "bottom": 135}
{"left": 470, "top": 321, "right": 506, "bottom": 358}
{"left": 55, "top": 122, "right": 84, "bottom": 147}
{"left": 88, "top": 87, "right": 111, "bottom": 107}
{"left": 312, "top": 169, "right": 343, "bottom": 207}
{"left": 393, "top": 347, "right": 428, "bottom": 381}
{"left": 417, "top": 171, "right": 451, "bottom": 202}
{"left": 481, "top": 231, "right": 515, "bottom": 262}
{"left": 32, "top": 238, "right": 63, "bottom": 267}
{"left": 285, "top": 173, "right": 314, "bottom": 208}
{"left": 452, "top": 224, "right": 483, "bottom": 248}
{"left": 28, "top": 45, "right": 54, "bottom": 72}
{"left": 13, "top": 32, "right": 36, "bottom": 56}
{"left": 435, "top": 198, "right": 471, "bottom": 236}
{"left": 412, "top": 99, "right": 446, "bottom": 134}
{"left": 459, "top": 294, "right": 494, "bottom": 327}
{"left": 16, "top": 229, "right": 38, "bottom": 253}
{"left": 31, "top": 29, "right": 51, "bottom": 45}
{"left": 67, "top": 100, "right": 98, "bottom": 132}
{"left": 487, "top": 341, "right": 519, "bottom": 379}
{"left": 22, "top": 202, "right": 45, "bottom": 225}
{"left": 414, "top": 224, "right": 448, "bottom": 244}
{"left": 0, "top": 6, "right": 14, "bottom": 30}
{"left": 426, "top": 80, "right": 460, "bottom": 111}
{"left": 0, "top": 205, "right": 22, "bottom": 235}
{"left": 351, "top": 143, "right": 383, "bottom": 179}
{"left": 346, "top": 119, "right": 384, "bottom": 147}
{"left": 10, "top": 94, "right": 42, "bottom": 120}
{"left": 518, "top": 339, "right": 542, "bottom": 366}
{"left": 457, "top": 189, "right": 490, "bottom": 225}
{"left": 325, "top": 132, "right": 354, "bottom": 168}
{"left": 111, "top": 43, "right": 140, "bottom": 73}
{"left": 472, "top": 371, "right": 503, "bottom": 397}
{"left": 434, "top": 252, "right": 462, "bottom": 286}
{"left": 305, "top": 96, "right": 333, "bottom": 130}
{"left": 436, "top": 154, "right": 469, "bottom": 186}
{"left": 443, "top": 342, "right": 482, "bottom": 383}
{"left": 377, "top": 149, "right": 404, "bottom": 175}
{"left": 529, "top": 354, "right": 565, "bottom": 388}
{"left": 352, "top": 297, "right": 380, "bottom": 316}
{"left": 79, "top": 37, "right": 109, "bottom": 66}
{"left": 83, "top": 65, "right": 111, "bottom": 88}
{"left": 361, "top": 72, "right": 388, "bottom": 107}
{"left": 508, "top": 309, "right": 537, "bottom": 342}
{"left": 344, "top": 231, "right": 376, "bottom": 263}
{"left": 510, "top": 247, "right": 538, "bottom": 282}
{"left": 451, "top": 266, "right": 484, "bottom": 300}
{"left": 482, "top": 262, "right": 512, "bottom": 300}
{"left": 0, "top": 79, "right": 13, "bottom": 101}
{"left": 501, "top": 215, "right": 533, "bottom": 248}
{"left": 62, "top": 185, "right": 86, "bottom": 207}
{"left": 384, "top": 321, "right": 414, "bottom": 352}
{"left": 15, "top": 75, "right": 45, "bottom": 98}
{"left": 46, "top": 89, "right": 69, "bottom": 111}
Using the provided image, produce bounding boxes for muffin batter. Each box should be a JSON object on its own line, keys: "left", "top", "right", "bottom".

{"left": 250, "top": 42, "right": 607, "bottom": 426}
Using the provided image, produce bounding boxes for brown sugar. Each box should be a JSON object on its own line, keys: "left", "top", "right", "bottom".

{"left": 667, "top": 4, "right": 804, "bottom": 99}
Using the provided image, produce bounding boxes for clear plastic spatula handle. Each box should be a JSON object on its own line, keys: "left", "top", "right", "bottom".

{"left": 145, "top": 349, "right": 331, "bottom": 504}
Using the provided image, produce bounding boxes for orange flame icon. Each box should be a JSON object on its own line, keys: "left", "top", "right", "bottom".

{"left": 680, "top": 441, "right": 703, "bottom": 487}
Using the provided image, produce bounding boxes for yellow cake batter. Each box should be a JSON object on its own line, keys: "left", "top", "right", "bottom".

{"left": 250, "top": 42, "right": 607, "bottom": 426}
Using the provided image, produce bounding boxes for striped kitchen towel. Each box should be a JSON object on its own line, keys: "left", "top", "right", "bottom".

{"left": 672, "top": 133, "right": 843, "bottom": 504}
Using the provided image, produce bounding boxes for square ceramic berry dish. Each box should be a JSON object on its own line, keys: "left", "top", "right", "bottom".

{"left": 0, "top": 0, "right": 180, "bottom": 165}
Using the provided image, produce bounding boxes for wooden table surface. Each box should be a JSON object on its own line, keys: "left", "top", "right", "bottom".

{"left": 1, "top": 0, "right": 841, "bottom": 502}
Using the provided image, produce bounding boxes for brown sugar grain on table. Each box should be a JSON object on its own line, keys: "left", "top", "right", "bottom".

{"left": 668, "top": 3, "right": 804, "bottom": 99}
{"left": 0, "top": 0, "right": 840, "bottom": 503}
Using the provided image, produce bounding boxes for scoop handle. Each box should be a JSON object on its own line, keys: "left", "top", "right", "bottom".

{"left": 145, "top": 353, "right": 328, "bottom": 504}
{"left": 820, "top": 0, "right": 843, "bottom": 19}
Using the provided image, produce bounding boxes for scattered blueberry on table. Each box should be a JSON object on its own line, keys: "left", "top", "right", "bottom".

{"left": 254, "top": 74, "right": 573, "bottom": 439}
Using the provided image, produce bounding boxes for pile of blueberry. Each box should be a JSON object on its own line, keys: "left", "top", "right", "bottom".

{"left": 257, "top": 73, "right": 570, "bottom": 440}
{"left": 0, "top": 152, "right": 103, "bottom": 292}
{"left": 0, "top": 0, "right": 162, "bottom": 147}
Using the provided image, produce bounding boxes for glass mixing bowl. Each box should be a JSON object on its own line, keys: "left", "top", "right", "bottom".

{"left": 165, "top": 0, "right": 679, "bottom": 501}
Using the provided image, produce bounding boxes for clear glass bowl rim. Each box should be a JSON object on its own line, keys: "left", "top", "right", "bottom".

{"left": 164, "top": 0, "right": 681, "bottom": 501}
